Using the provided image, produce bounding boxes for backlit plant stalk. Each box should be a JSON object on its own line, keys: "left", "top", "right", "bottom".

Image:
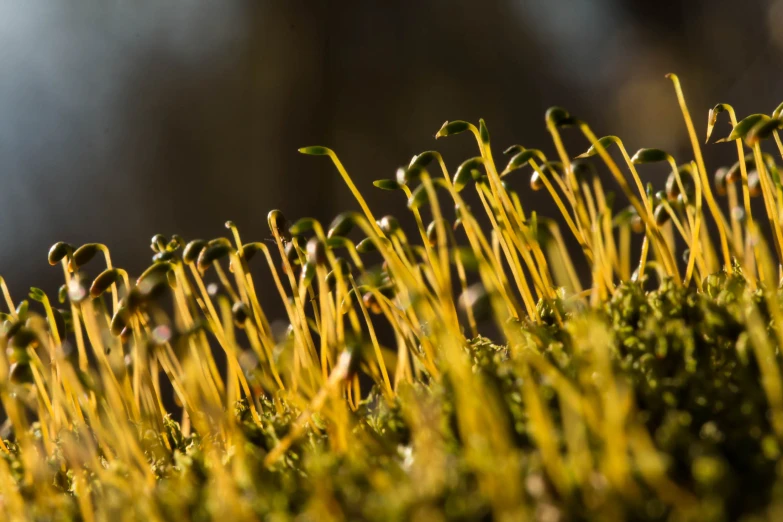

{"left": 2, "top": 74, "right": 783, "bottom": 521}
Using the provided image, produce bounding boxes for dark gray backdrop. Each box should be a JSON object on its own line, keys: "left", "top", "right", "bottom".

{"left": 1, "top": 0, "right": 781, "bottom": 315}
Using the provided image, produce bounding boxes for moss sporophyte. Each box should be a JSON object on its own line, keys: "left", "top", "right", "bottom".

{"left": 3, "top": 74, "right": 783, "bottom": 520}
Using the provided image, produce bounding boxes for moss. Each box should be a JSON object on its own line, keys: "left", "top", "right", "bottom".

{"left": 1, "top": 78, "right": 783, "bottom": 520}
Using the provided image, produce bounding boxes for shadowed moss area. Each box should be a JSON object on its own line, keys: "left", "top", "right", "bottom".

{"left": 2, "top": 77, "right": 783, "bottom": 521}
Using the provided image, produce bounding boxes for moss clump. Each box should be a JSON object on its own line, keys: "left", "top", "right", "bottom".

{"left": 2, "top": 76, "right": 783, "bottom": 520}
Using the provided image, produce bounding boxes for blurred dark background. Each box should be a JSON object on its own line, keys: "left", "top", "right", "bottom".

{"left": 0, "top": 0, "right": 782, "bottom": 315}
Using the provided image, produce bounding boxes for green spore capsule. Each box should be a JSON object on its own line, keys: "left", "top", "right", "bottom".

{"left": 378, "top": 216, "right": 400, "bottom": 236}
{"left": 289, "top": 218, "right": 319, "bottom": 237}
{"left": 728, "top": 113, "right": 768, "bottom": 141}
{"left": 150, "top": 234, "right": 168, "bottom": 253}
{"left": 654, "top": 205, "right": 670, "bottom": 225}
{"left": 197, "top": 243, "right": 232, "bottom": 272}
{"left": 356, "top": 238, "right": 377, "bottom": 254}
{"left": 373, "top": 179, "right": 402, "bottom": 191}
{"left": 306, "top": 238, "right": 326, "bottom": 265}
{"left": 714, "top": 168, "right": 729, "bottom": 196}
{"left": 90, "top": 269, "right": 121, "bottom": 298}
{"left": 240, "top": 242, "right": 262, "bottom": 263}
{"left": 530, "top": 171, "right": 544, "bottom": 191}
{"left": 453, "top": 157, "right": 483, "bottom": 193}
{"left": 748, "top": 171, "right": 761, "bottom": 197}
{"left": 409, "top": 150, "right": 438, "bottom": 170}
{"left": 8, "top": 362, "right": 34, "bottom": 384}
{"left": 267, "top": 209, "right": 292, "bottom": 241}
{"left": 70, "top": 243, "right": 101, "bottom": 271}
{"left": 182, "top": 240, "right": 207, "bottom": 264}
{"left": 48, "top": 242, "right": 74, "bottom": 266}
{"left": 328, "top": 213, "right": 355, "bottom": 238}
{"left": 299, "top": 261, "right": 316, "bottom": 289}
{"left": 232, "top": 301, "right": 250, "bottom": 327}
{"left": 545, "top": 106, "right": 579, "bottom": 128}
{"left": 631, "top": 148, "right": 671, "bottom": 165}
{"left": 435, "top": 120, "right": 470, "bottom": 138}
{"left": 152, "top": 251, "right": 175, "bottom": 263}
{"left": 407, "top": 184, "right": 429, "bottom": 209}
{"left": 110, "top": 306, "right": 131, "bottom": 336}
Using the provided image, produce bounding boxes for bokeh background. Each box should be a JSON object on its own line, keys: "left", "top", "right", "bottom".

{"left": 0, "top": 0, "right": 782, "bottom": 313}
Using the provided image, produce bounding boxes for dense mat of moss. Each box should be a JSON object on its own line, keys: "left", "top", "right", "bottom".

{"left": 3, "top": 79, "right": 783, "bottom": 521}
{"left": 3, "top": 276, "right": 783, "bottom": 521}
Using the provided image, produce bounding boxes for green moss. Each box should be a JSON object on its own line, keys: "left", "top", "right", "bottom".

{"left": 2, "top": 78, "right": 783, "bottom": 520}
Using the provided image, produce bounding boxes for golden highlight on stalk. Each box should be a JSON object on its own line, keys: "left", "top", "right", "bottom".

{"left": 1, "top": 76, "right": 783, "bottom": 521}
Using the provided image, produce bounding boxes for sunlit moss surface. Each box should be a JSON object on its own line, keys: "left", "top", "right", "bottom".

{"left": 2, "top": 76, "right": 783, "bottom": 521}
